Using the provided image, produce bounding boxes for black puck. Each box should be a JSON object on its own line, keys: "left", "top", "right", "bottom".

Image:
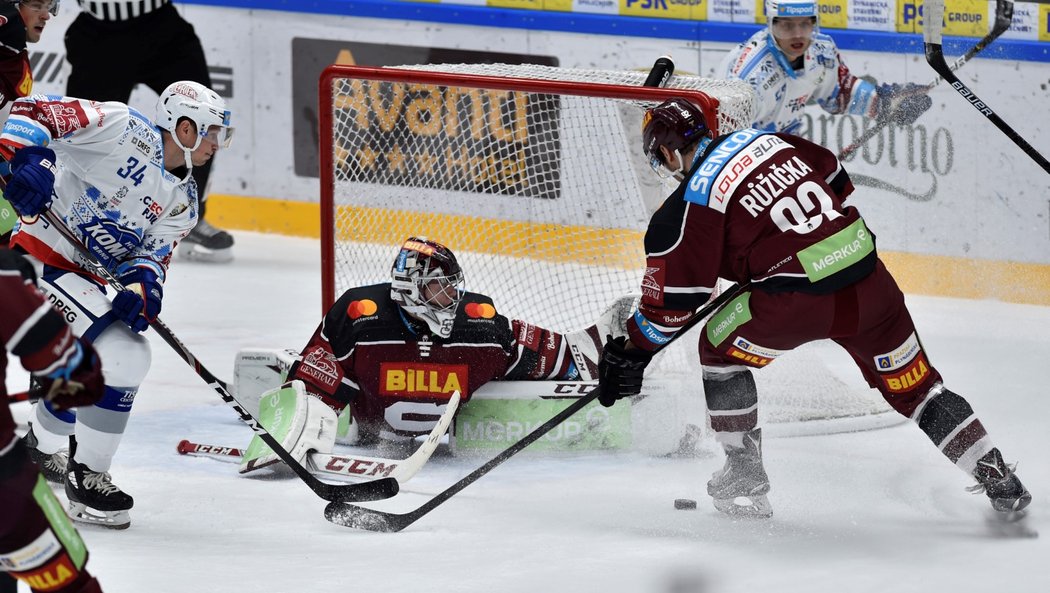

{"left": 674, "top": 498, "right": 697, "bottom": 510}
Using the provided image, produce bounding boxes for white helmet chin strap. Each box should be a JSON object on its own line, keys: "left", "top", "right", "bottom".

{"left": 172, "top": 130, "right": 203, "bottom": 185}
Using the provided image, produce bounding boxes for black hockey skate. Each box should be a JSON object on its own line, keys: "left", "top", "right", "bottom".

{"left": 179, "top": 218, "right": 234, "bottom": 263}
{"left": 66, "top": 438, "right": 134, "bottom": 530}
{"left": 969, "top": 448, "right": 1031, "bottom": 514}
{"left": 21, "top": 425, "right": 68, "bottom": 484}
{"left": 707, "top": 428, "right": 772, "bottom": 518}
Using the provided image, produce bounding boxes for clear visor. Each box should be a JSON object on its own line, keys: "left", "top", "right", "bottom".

{"left": 202, "top": 125, "right": 234, "bottom": 149}
{"left": 771, "top": 16, "right": 816, "bottom": 38}
{"left": 648, "top": 151, "right": 685, "bottom": 182}
{"left": 21, "top": 0, "right": 60, "bottom": 16}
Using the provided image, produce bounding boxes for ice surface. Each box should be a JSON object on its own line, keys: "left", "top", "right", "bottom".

{"left": 8, "top": 232, "right": 1048, "bottom": 593}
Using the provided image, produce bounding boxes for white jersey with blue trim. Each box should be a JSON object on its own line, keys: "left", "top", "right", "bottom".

{"left": 2, "top": 95, "right": 197, "bottom": 282}
{"left": 719, "top": 29, "right": 878, "bottom": 134}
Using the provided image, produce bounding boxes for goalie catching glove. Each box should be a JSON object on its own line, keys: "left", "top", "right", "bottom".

{"left": 597, "top": 335, "right": 653, "bottom": 407}
{"left": 239, "top": 380, "right": 338, "bottom": 474}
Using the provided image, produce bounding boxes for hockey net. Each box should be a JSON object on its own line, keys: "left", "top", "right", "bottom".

{"left": 319, "top": 63, "right": 898, "bottom": 448}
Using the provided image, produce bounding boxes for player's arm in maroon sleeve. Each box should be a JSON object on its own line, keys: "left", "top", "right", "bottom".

{"left": 626, "top": 198, "right": 724, "bottom": 354}
{"left": 503, "top": 318, "right": 582, "bottom": 381}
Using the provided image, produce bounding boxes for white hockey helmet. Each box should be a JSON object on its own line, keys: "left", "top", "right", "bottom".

{"left": 766, "top": 0, "right": 819, "bottom": 33}
{"left": 156, "top": 81, "right": 233, "bottom": 178}
{"left": 390, "top": 237, "right": 465, "bottom": 338}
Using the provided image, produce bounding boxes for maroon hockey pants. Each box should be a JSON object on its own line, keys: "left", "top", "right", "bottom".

{"left": 700, "top": 260, "right": 943, "bottom": 418}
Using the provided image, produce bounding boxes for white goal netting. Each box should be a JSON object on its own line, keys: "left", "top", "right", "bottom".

{"left": 319, "top": 63, "right": 898, "bottom": 446}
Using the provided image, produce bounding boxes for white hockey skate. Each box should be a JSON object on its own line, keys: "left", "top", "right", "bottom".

{"left": 65, "top": 440, "right": 133, "bottom": 530}
{"left": 707, "top": 428, "right": 772, "bottom": 518}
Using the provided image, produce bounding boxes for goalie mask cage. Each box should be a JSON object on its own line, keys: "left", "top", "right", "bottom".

{"left": 319, "top": 63, "right": 898, "bottom": 439}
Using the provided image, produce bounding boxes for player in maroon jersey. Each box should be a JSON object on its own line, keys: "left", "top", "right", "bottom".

{"left": 0, "top": 0, "right": 57, "bottom": 247}
{"left": 285, "top": 236, "right": 609, "bottom": 448}
{"left": 596, "top": 98, "right": 1031, "bottom": 518}
{"left": 0, "top": 248, "right": 104, "bottom": 593}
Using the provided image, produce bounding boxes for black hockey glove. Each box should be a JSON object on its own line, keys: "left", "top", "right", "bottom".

{"left": 876, "top": 83, "right": 932, "bottom": 126}
{"left": 597, "top": 335, "right": 653, "bottom": 407}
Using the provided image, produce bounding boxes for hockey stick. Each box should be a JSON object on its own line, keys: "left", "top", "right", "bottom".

{"left": 177, "top": 391, "right": 461, "bottom": 483}
{"left": 33, "top": 209, "right": 397, "bottom": 503}
{"left": 924, "top": 0, "right": 1050, "bottom": 175}
{"left": 838, "top": 0, "right": 1012, "bottom": 160}
{"left": 325, "top": 280, "right": 752, "bottom": 532}
{"left": 7, "top": 390, "right": 30, "bottom": 403}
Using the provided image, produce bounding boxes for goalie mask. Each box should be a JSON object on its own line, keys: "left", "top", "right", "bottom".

{"left": 390, "top": 237, "right": 465, "bottom": 338}
{"left": 155, "top": 81, "right": 234, "bottom": 184}
{"left": 641, "top": 98, "right": 711, "bottom": 180}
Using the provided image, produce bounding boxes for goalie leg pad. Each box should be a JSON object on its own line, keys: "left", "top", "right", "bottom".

{"left": 239, "top": 380, "right": 338, "bottom": 474}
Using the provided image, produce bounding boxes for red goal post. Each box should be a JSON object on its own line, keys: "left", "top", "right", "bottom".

{"left": 318, "top": 63, "right": 742, "bottom": 313}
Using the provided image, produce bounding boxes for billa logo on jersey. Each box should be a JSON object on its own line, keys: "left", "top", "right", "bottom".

{"left": 882, "top": 351, "right": 930, "bottom": 394}
{"left": 727, "top": 345, "right": 772, "bottom": 367}
{"left": 380, "top": 363, "right": 467, "bottom": 398}
{"left": 16, "top": 555, "right": 77, "bottom": 592}
{"left": 464, "top": 302, "right": 496, "bottom": 319}
{"left": 346, "top": 299, "right": 377, "bottom": 319}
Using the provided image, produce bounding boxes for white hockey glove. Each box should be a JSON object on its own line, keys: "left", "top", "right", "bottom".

{"left": 239, "top": 380, "right": 338, "bottom": 474}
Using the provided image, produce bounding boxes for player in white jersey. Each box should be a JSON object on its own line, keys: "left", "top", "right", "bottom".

{"left": 720, "top": 0, "right": 931, "bottom": 135}
{"left": 0, "top": 80, "right": 232, "bottom": 529}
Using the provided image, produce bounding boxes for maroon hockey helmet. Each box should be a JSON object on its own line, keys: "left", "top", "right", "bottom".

{"left": 641, "top": 98, "right": 712, "bottom": 174}
{"left": 390, "top": 237, "right": 465, "bottom": 338}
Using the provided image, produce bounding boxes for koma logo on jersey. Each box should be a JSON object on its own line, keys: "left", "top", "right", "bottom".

{"left": 79, "top": 219, "right": 134, "bottom": 262}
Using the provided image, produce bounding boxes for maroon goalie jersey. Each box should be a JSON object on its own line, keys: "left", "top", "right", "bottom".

{"left": 288, "top": 283, "right": 583, "bottom": 442}
{"left": 628, "top": 130, "right": 878, "bottom": 351}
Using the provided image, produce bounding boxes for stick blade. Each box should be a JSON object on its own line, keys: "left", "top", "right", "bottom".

{"left": 325, "top": 477, "right": 400, "bottom": 503}
{"left": 324, "top": 501, "right": 404, "bottom": 532}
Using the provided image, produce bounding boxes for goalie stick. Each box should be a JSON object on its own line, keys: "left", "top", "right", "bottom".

{"left": 30, "top": 209, "right": 397, "bottom": 503}
{"left": 838, "top": 0, "right": 1012, "bottom": 160}
{"left": 177, "top": 391, "right": 461, "bottom": 484}
{"left": 923, "top": 0, "right": 1050, "bottom": 175}
{"left": 324, "top": 280, "right": 751, "bottom": 532}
